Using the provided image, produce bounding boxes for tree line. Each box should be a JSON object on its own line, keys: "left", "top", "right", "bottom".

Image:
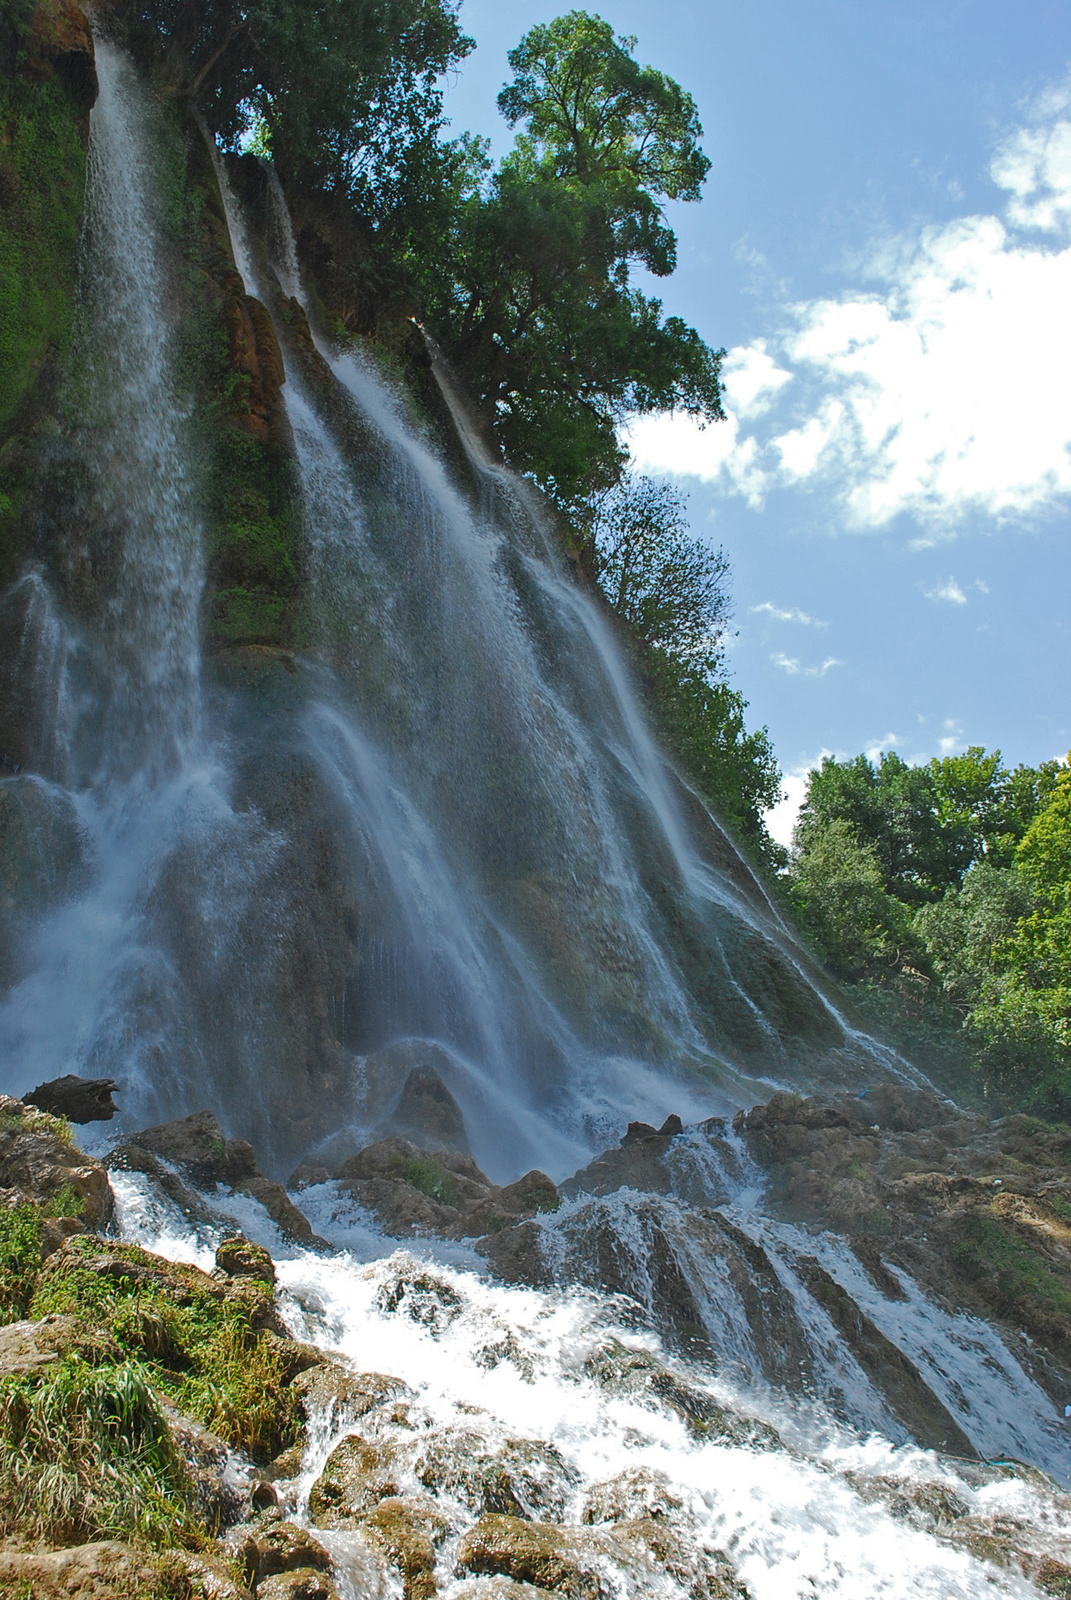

{"left": 787, "top": 747, "right": 1071, "bottom": 1117}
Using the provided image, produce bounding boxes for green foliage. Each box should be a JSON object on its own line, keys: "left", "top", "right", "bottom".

{"left": 789, "top": 746, "right": 1071, "bottom": 1115}
{"left": 0, "top": 1203, "right": 42, "bottom": 1323}
{"left": 415, "top": 14, "right": 724, "bottom": 504}
{"left": 647, "top": 653, "right": 783, "bottom": 866}
{"left": 788, "top": 818, "right": 917, "bottom": 983}
{"left": 0, "top": 1356, "right": 201, "bottom": 1546}
{"left": 585, "top": 473, "right": 781, "bottom": 865}
{"left": 404, "top": 1155, "right": 459, "bottom": 1208}
{"left": 31, "top": 1238, "right": 302, "bottom": 1462}
{"left": 121, "top": 0, "right": 472, "bottom": 204}
{"left": 592, "top": 475, "right": 730, "bottom": 657}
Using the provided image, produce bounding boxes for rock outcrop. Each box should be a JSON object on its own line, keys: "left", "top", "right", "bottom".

{"left": 108, "top": 1109, "right": 329, "bottom": 1248}
{"left": 310, "top": 1135, "right": 559, "bottom": 1241}
{"left": 0, "top": 1093, "right": 113, "bottom": 1232}
{"left": 24, "top": 1073, "right": 119, "bottom": 1123}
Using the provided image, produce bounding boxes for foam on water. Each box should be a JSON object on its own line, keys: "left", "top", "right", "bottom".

{"left": 111, "top": 1173, "right": 1062, "bottom": 1599}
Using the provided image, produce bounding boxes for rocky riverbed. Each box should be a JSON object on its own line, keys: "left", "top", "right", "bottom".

{"left": 6, "top": 1087, "right": 1071, "bottom": 1597}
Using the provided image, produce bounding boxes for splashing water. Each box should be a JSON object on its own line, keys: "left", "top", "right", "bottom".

{"left": 112, "top": 1172, "right": 1069, "bottom": 1600}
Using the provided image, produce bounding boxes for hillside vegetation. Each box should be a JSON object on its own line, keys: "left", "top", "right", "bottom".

{"left": 787, "top": 746, "right": 1071, "bottom": 1118}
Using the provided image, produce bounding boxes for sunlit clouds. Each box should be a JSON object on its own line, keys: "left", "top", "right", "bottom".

{"left": 626, "top": 85, "right": 1071, "bottom": 535}
{"left": 770, "top": 653, "right": 842, "bottom": 677}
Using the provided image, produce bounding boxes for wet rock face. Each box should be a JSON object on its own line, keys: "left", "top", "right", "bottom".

{"left": 111, "top": 1108, "right": 328, "bottom": 1247}
{"left": 329, "top": 1136, "right": 559, "bottom": 1240}
{"left": 736, "top": 1086, "right": 1071, "bottom": 1391}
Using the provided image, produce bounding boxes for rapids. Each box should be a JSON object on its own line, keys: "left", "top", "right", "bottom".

{"left": 111, "top": 1170, "right": 1071, "bottom": 1599}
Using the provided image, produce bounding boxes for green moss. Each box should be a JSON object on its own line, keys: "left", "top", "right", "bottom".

{"left": 404, "top": 1156, "right": 459, "bottom": 1208}
{"left": 31, "top": 1238, "right": 302, "bottom": 1462}
{"left": 952, "top": 1211, "right": 1071, "bottom": 1329}
{"left": 0, "top": 72, "right": 87, "bottom": 433}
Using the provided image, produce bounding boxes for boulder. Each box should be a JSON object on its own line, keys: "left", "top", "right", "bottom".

{"left": 24, "top": 1073, "right": 118, "bottom": 1122}
{"left": 308, "top": 1433, "right": 409, "bottom": 1523}
{"left": 131, "top": 1109, "right": 258, "bottom": 1185}
{"left": 454, "top": 1514, "right": 618, "bottom": 1600}
{"left": 226, "top": 1518, "right": 333, "bottom": 1588}
{"left": 392, "top": 1063, "right": 469, "bottom": 1153}
{"left": 0, "top": 1541, "right": 248, "bottom": 1599}
{"left": 216, "top": 1233, "right": 277, "bottom": 1283}
{"left": 290, "top": 1362, "right": 410, "bottom": 1422}
{"left": 415, "top": 1426, "right": 574, "bottom": 1520}
{"left": 580, "top": 1467, "right": 683, "bottom": 1526}
{"left": 125, "top": 1109, "right": 327, "bottom": 1245}
{"left": 232, "top": 1174, "right": 330, "bottom": 1247}
{"left": 257, "top": 1574, "right": 341, "bottom": 1600}
{"left": 106, "top": 1140, "right": 215, "bottom": 1222}
{"left": 0, "top": 1095, "right": 113, "bottom": 1227}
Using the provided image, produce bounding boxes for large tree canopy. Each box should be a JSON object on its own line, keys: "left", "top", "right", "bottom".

{"left": 418, "top": 12, "right": 725, "bottom": 505}
{"left": 115, "top": 0, "right": 472, "bottom": 200}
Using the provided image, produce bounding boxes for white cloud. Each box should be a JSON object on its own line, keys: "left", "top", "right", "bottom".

{"left": 938, "top": 718, "right": 965, "bottom": 755}
{"left": 626, "top": 85, "right": 1071, "bottom": 534}
{"left": 924, "top": 577, "right": 968, "bottom": 604}
{"left": 865, "top": 733, "right": 903, "bottom": 762}
{"left": 765, "top": 769, "right": 809, "bottom": 850}
{"left": 751, "top": 601, "right": 828, "bottom": 626}
{"left": 771, "top": 652, "right": 842, "bottom": 677}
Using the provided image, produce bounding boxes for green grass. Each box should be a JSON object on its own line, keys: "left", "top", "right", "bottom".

{"left": 31, "top": 1237, "right": 303, "bottom": 1462}
{"left": 0, "top": 1356, "right": 202, "bottom": 1546}
{"left": 0, "top": 1203, "right": 42, "bottom": 1323}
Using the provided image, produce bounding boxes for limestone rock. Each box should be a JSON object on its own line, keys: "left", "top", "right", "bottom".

{"left": 0, "top": 1315, "right": 62, "bottom": 1375}
{"left": 581, "top": 1467, "right": 683, "bottom": 1526}
{"left": 455, "top": 1514, "right": 618, "bottom": 1600}
{"left": 216, "top": 1233, "right": 277, "bottom": 1283}
{"left": 131, "top": 1109, "right": 258, "bottom": 1185}
{"left": 158, "top": 1398, "right": 249, "bottom": 1528}
{"left": 414, "top": 1426, "right": 574, "bottom": 1520}
{"left": 227, "top": 1517, "right": 333, "bottom": 1588}
{"left": 257, "top": 1572, "right": 341, "bottom": 1600}
{"left": 0, "top": 1540, "right": 248, "bottom": 1599}
{"left": 105, "top": 1140, "right": 215, "bottom": 1222}
{"left": 290, "top": 1362, "right": 410, "bottom": 1422}
{"left": 308, "top": 1432, "right": 409, "bottom": 1523}
{"left": 362, "top": 1495, "right": 447, "bottom": 1600}
{"left": 232, "top": 1174, "right": 329, "bottom": 1247}
{"left": 0, "top": 1095, "right": 113, "bottom": 1228}
{"left": 25, "top": 1073, "right": 118, "bottom": 1122}
{"left": 392, "top": 1062, "right": 469, "bottom": 1153}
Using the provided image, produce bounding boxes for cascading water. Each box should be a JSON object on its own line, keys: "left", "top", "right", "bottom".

{"left": 4, "top": 51, "right": 1071, "bottom": 1589}
{"left": 109, "top": 1167, "right": 1071, "bottom": 1599}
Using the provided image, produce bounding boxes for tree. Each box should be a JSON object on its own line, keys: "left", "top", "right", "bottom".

{"left": 497, "top": 10, "right": 709, "bottom": 275}
{"left": 587, "top": 474, "right": 781, "bottom": 864}
{"left": 116, "top": 0, "right": 473, "bottom": 204}
{"left": 788, "top": 819, "right": 917, "bottom": 983}
{"left": 420, "top": 13, "right": 725, "bottom": 505}
{"left": 591, "top": 476, "right": 730, "bottom": 658}
{"left": 794, "top": 752, "right": 965, "bottom": 906}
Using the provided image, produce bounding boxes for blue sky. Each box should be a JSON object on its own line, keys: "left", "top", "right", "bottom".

{"left": 441, "top": 1, "right": 1071, "bottom": 844}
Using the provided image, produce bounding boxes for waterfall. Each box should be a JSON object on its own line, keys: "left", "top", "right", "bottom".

{"left": 2, "top": 45, "right": 910, "bottom": 1175}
